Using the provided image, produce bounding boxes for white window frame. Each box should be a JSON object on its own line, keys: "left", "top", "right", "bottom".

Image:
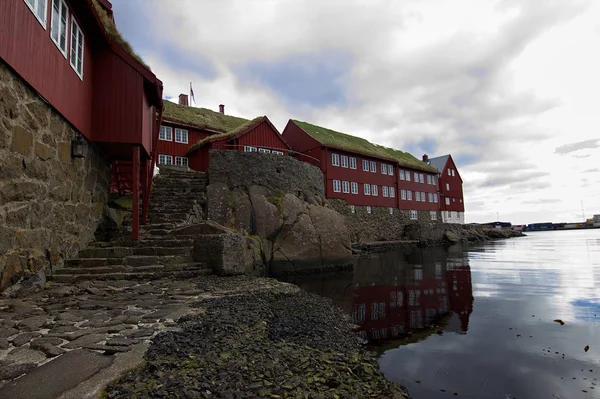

{"left": 414, "top": 172, "right": 419, "bottom": 182}
{"left": 415, "top": 192, "right": 420, "bottom": 202}
{"left": 445, "top": 197, "right": 450, "bottom": 205}
{"left": 389, "top": 187, "right": 395, "bottom": 198}
{"left": 434, "top": 194, "right": 439, "bottom": 203}
{"left": 175, "top": 156, "right": 188, "bottom": 167}
{"left": 272, "top": 150, "right": 284, "bottom": 155}
{"left": 24, "top": 0, "right": 48, "bottom": 28}
{"left": 342, "top": 181, "right": 350, "bottom": 193}
{"left": 428, "top": 193, "right": 433, "bottom": 203}
{"left": 387, "top": 165, "right": 394, "bottom": 176}
{"left": 50, "top": 0, "right": 68, "bottom": 57}
{"left": 367, "top": 206, "right": 372, "bottom": 214}
{"left": 427, "top": 175, "right": 432, "bottom": 185}
{"left": 430, "top": 211, "right": 437, "bottom": 221}
{"left": 381, "top": 163, "right": 387, "bottom": 175}
{"left": 401, "top": 190, "right": 406, "bottom": 200}
{"left": 389, "top": 207, "right": 394, "bottom": 215}
{"left": 350, "top": 205, "right": 356, "bottom": 214}
{"left": 419, "top": 174, "right": 425, "bottom": 184}
{"left": 332, "top": 153, "right": 340, "bottom": 166}
{"left": 452, "top": 169, "right": 456, "bottom": 177}
{"left": 446, "top": 183, "right": 450, "bottom": 190}
{"left": 258, "top": 148, "right": 271, "bottom": 153}
{"left": 448, "top": 169, "right": 452, "bottom": 176}
{"left": 400, "top": 170, "right": 405, "bottom": 181}
{"left": 432, "top": 176, "right": 437, "bottom": 185}
{"left": 70, "top": 16, "right": 84, "bottom": 80}
{"left": 333, "top": 180, "right": 341, "bottom": 193}
{"left": 174, "top": 128, "right": 188, "bottom": 144}
{"left": 158, "top": 154, "right": 173, "bottom": 165}
{"left": 371, "top": 185, "right": 378, "bottom": 196}
{"left": 406, "top": 171, "right": 411, "bottom": 182}
{"left": 370, "top": 161, "right": 376, "bottom": 173}
{"left": 382, "top": 186, "right": 389, "bottom": 197}
{"left": 364, "top": 183, "right": 371, "bottom": 196}
{"left": 341, "top": 155, "right": 348, "bottom": 168}
{"left": 362, "top": 159, "right": 369, "bottom": 171}
{"left": 159, "top": 126, "right": 173, "bottom": 141}
{"left": 410, "top": 210, "right": 418, "bottom": 220}
{"left": 350, "top": 157, "right": 357, "bottom": 169}
{"left": 407, "top": 191, "right": 413, "bottom": 201}
{"left": 421, "top": 192, "right": 426, "bottom": 202}
{"left": 351, "top": 182, "right": 359, "bottom": 195}
{"left": 244, "top": 145, "right": 258, "bottom": 152}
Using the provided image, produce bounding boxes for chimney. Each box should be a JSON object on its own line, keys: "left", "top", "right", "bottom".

{"left": 219, "top": 104, "right": 225, "bottom": 114}
{"left": 422, "top": 154, "right": 429, "bottom": 162}
{"left": 178, "top": 94, "right": 189, "bottom": 107}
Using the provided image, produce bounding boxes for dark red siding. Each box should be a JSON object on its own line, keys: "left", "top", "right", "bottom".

{"left": 156, "top": 121, "right": 210, "bottom": 158}
{"left": 1, "top": 0, "right": 95, "bottom": 138}
{"left": 236, "top": 121, "right": 289, "bottom": 153}
{"left": 439, "top": 157, "right": 465, "bottom": 212}
{"left": 397, "top": 168, "right": 440, "bottom": 211}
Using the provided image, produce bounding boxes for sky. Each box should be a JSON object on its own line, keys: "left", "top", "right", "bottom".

{"left": 111, "top": 0, "right": 600, "bottom": 225}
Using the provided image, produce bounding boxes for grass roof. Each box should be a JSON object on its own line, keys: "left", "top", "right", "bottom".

{"left": 163, "top": 101, "right": 250, "bottom": 133}
{"left": 91, "top": 0, "right": 151, "bottom": 70}
{"left": 292, "top": 120, "right": 438, "bottom": 173}
{"left": 187, "top": 117, "right": 264, "bottom": 154}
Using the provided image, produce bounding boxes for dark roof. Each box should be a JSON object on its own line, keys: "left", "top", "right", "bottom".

{"left": 162, "top": 101, "right": 250, "bottom": 133}
{"left": 427, "top": 155, "right": 450, "bottom": 172}
{"left": 292, "top": 120, "right": 438, "bottom": 173}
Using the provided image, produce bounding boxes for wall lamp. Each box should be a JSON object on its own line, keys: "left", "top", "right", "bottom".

{"left": 71, "top": 133, "right": 87, "bottom": 158}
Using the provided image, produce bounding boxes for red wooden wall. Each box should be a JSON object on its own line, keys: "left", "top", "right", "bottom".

{"left": 439, "top": 157, "right": 465, "bottom": 212}
{"left": 236, "top": 120, "right": 289, "bottom": 153}
{"left": 156, "top": 121, "right": 210, "bottom": 158}
{"left": 397, "top": 168, "right": 440, "bottom": 211}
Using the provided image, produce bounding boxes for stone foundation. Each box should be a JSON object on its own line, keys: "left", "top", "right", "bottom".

{"left": 0, "top": 61, "right": 110, "bottom": 291}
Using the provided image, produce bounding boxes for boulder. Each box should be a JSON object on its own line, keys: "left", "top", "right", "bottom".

{"left": 206, "top": 182, "right": 232, "bottom": 226}
{"left": 195, "top": 233, "right": 257, "bottom": 276}
{"left": 231, "top": 189, "right": 252, "bottom": 233}
{"left": 171, "top": 220, "right": 231, "bottom": 236}
{"left": 248, "top": 185, "right": 283, "bottom": 240}
{"left": 445, "top": 231, "right": 461, "bottom": 243}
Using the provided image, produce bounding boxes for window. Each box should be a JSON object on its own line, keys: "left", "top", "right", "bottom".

{"left": 428, "top": 193, "right": 432, "bottom": 202}
{"left": 364, "top": 184, "right": 371, "bottom": 196}
{"left": 460, "top": 199, "right": 463, "bottom": 203}
{"left": 432, "top": 176, "right": 437, "bottom": 185}
{"left": 174, "top": 128, "right": 188, "bottom": 144}
{"left": 351, "top": 182, "right": 359, "bottom": 195}
{"left": 272, "top": 150, "right": 284, "bottom": 155}
{"left": 370, "top": 161, "right": 376, "bottom": 173}
{"left": 448, "top": 169, "right": 452, "bottom": 176}
{"left": 158, "top": 154, "right": 172, "bottom": 165}
{"left": 415, "top": 192, "right": 420, "bottom": 202}
{"left": 244, "top": 145, "right": 257, "bottom": 152}
{"left": 175, "top": 156, "right": 188, "bottom": 167}
{"left": 427, "top": 175, "right": 432, "bottom": 185}
{"left": 389, "top": 187, "right": 396, "bottom": 198}
{"left": 382, "top": 186, "right": 389, "bottom": 197}
{"left": 446, "top": 183, "right": 450, "bottom": 190}
{"left": 70, "top": 17, "right": 84, "bottom": 79}
{"left": 367, "top": 206, "right": 372, "bottom": 214}
{"left": 419, "top": 174, "right": 425, "bottom": 184}
{"left": 430, "top": 211, "right": 437, "bottom": 221}
{"left": 350, "top": 205, "right": 356, "bottom": 214}
{"left": 51, "top": 0, "right": 68, "bottom": 56}
{"left": 371, "top": 185, "right": 378, "bottom": 196}
{"left": 400, "top": 170, "right": 405, "bottom": 180}
{"left": 410, "top": 210, "right": 418, "bottom": 220}
{"left": 258, "top": 148, "right": 271, "bottom": 153}
{"left": 406, "top": 172, "right": 411, "bottom": 182}
{"left": 341, "top": 155, "right": 348, "bottom": 168}
{"left": 25, "top": 0, "right": 47, "bottom": 27}
{"left": 401, "top": 190, "right": 406, "bottom": 200}
{"left": 342, "top": 181, "right": 350, "bottom": 193}
{"left": 433, "top": 193, "right": 438, "bottom": 203}
{"left": 389, "top": 207, "right": 394, "bottom": 215}
{"left": 332, "top": 153, "right": 340, "bottom": 166}
{"left": 350, "top": 157, "right": 357, "bottom": 169}
{"left": 333, "top": 180, "right": 341, "bottom": 193}
{"left": 414, "top": 172, "right": 419, "bottom": 182}
{"left": 421, "top": 192, "right": 426, "bottom": 202}
{"left": 445, "top": 197, "right": 450, "bottom": 205}
{"left": 387, "top": 165, "right": 394, "bottom": 176}
{"left": 407, "top": 191, "right": 413, "bottom": 201}
{"left": 381, "top": 163, "right": 387, "bottom": 175}
{"left": 362, "top": 159, "right": 369, "bottom": 171}
{"left": 452, "top": 169, "right": 456, "bottom": 177}
{"left": 159, "top": 126, "right": 173, "bottom": 141}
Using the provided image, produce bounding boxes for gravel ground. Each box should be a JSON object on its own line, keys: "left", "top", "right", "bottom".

{"left": 104, "top": 276, "right": 410, "bottom": 399}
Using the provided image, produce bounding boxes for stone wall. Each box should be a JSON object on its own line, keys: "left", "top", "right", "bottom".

{"left": 0, "top": 61, "right": 110, "bottom": 291}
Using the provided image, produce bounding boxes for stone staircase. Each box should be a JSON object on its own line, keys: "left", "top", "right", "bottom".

{"left": 52, "top": 167, "right": 211, "bottom": 282}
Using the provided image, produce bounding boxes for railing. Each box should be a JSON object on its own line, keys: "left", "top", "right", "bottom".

{"left": 222, "top": 144, "right": 321, "bottom": 165}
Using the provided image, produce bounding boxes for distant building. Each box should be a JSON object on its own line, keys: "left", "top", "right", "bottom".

{"left": 425, "top": 154, "right": 465, "bottom": 224}
{"left": 594, "top": 214, "right": 600, "bottom": 223}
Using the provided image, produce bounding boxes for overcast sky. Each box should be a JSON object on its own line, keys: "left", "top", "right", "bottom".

{"left": 112, "top": 0, "right": 599, "bottom": 224}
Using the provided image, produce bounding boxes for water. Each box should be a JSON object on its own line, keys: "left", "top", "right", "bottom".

{"left": 287, "top": 230, "right": 600, "bottom": 399}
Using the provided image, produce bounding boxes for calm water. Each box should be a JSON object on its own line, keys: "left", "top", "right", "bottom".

{"left": 287, "top": 229, "right": 600, "bottom": 399}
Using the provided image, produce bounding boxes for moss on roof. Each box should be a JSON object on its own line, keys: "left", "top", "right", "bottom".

{"left": 292, "top": 120, "right": 438, "bottom": 173}
{"left": 187, "top": 117, "right": 264, "bottom": 154}
{"left": 91, "top": 0, "right": 151, "bottom": 70}
{"left": 163, "top": 101, "right": 250, "bottom": 134}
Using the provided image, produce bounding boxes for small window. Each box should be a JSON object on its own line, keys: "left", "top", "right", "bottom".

{"left": 415, "top": 192, "right": 420, "bottom": 202}
{"left": 244, "top": 145, "right": 257, "bottom": 152}
{"left": 51, "top": 0, "right": 68, "bottom": 57}
{"left": 341, "top": 155, "right": 348, "bottom": 168}
{"left": 419, "top": 173, "right": 424, "bottom": 184}
{"left": 70, "top": 16, "right": 84, "bottom": 79}
{"left": 421, "top": 192, "right": 426, "bottom": 202}
{"left": 258, "top": 148, "right": 271, "bottom": 153}
{"left": 460, "top": 199, "right": 463, "bottom": 203}
{"left": 414, "top": 172, "right": 419, "bottom": 182}
{"left": 158, "top": 154, "right": 173, "bottom": 165}
{"left": 175, "top": 128, "right": 188, "bottom": 144}
{"left": 381, "top": 163, "right": 387, "bottom": 175}
{"left": 407, "top": 191, "right": 413, "bottom": 201}
{"left": 364, "top": 184, "right": 371, "bottom": 196}
{"left": 371, "top": 185, "right": 378, "bottom": 196}
{"left": 382, "top": 186, "right": 389, "bottom": 197}
{"left": 25, "top": 0, "right": 48, "bottom": 27}
{"left": 389, "top": 187, "right": 396, "bottom": 198}
{"left": 333, "top": 180, "right": 341, "bottom": 193}
{"left": 342, "top": 181, "right": 350, "bottom": 193}
{"left": 159, "top": 126, "right": 173, "bottom": 141}
{"left": 370, "top": 161, "right": 376, "bottom": 173}
{"left": 445, "top": 197, "right": 450, "bottom": 205}
{"left": 332, "top": 153, "right": 340, "bottom": 166}
{"left": 410, "top": 210, "right": 418, "bottom": 220}
{"left": 452, "top": 169, "right": 456, "bottom": 177}
{"left": 389, "top": 207, "right": 394, "bottom": 215}
{"left": 434, "top": 193, "right": 439, "bottom": 203}
{"left": 350, "top": 205, "right": 356, "bottom": 214}
{"left": 448, "top": 169, "right": 452, "bottom": 176}
{"left": 399, "top": 170, "right": 405, "bottom": 180}
{"left": 446, "top": 183, "right": 450, "bottom": 190}
{"left": 426, "top": 175, "right": 432, "bottom": 185}
{"left": 406, "top": 172, "right": 411, "bottom": 182}
{"left": 430, "top": 211, "right": 437, "bottom": 221}
{"left": 272, "top": 150, "right": 284, "bottom": 155}
{"left": 432, "top": 176, "right": 437, "bottom": 185}
{"left": 428, "top": 193, "right": 433, "bottom": 202}
{"left": 367, "top": 206, "right": 372, "bottom": 214}
{"left": 351, "top": 182, "right": 359, "bottom": 195}
{"left": 401, "top": 190, "right": 406, "bottom": 200}
{"left": 350, "top": 157, "right": 357, "bottom": 169}
{"left": 175, "top": 156, "right": 188, "bottom": 167}
{"left": 362, "top": 159, "right": 369, "bottom": 171}
{"left": 387, "top": 165, "right": 394, "bottom": 176}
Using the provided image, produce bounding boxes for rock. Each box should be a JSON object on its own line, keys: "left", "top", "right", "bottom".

{"left": 11, "top": 332, "right": 42, "bottom": 347}
{"left": 206, "top": 182, "right": 232, "bottom": 225}
{"left": 30, "top": 336, "right": 63, "bottom": 346}
{"left": 0, "top": 363, "right": 37, "bottom": 380}
{"left": 0, "top": 327, "right": 19, "bottom": 339}
{"left": 249, "top": 185, "right": 283, "bottom": 239}
{"left": 122, "top": 328, "right": 155, "bottom": 338}
{"left": 31, "top": 342, "right": 64, "bottom": 357}
{"left": 5, "top": 347, "right": 47, "bottom": 364}
{"left": 83, "top": 344, "right": 131, "bottom": 354}
{"left": 17, "top": 316, "right": 52, "bottom": 331}
{"left": 0, "top": 338, "right": 9, "bottom": 349}
{"left": 84, "top": 287, "right": 105, "bottom": 296}
{"left": 231, "top": 189, "right": 252, "bottom": 232}
{"left": 445, "top": 231, "right": 461, "bottom": 243}
{"left": 105, "top": 337, "right": 137, "bottom": 347}
{"left": 62, "top": 333, "right": 108, "bottom": 350}
{"left": 282, "top": 193, "right": 306, "bottom": 223}
{"left": 195, "top": 233, "right": 256, "bottom": 276}
{"left": 48, "top": 325, "right": 79, "bottom": 334}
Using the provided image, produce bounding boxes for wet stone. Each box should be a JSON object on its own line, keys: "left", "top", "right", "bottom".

{"left": 123, "top": 328, "right": 155, "bottom": 338}
{"left": 84, "top": 344, "right": 132, "bottom": 354}
{"left": 33, "top": 342, "right": 65, "bottom": 357}
{"left": 122, "top": 310, "right": 146, "bottom": 316}
{"left": 30, "top": 336, "right": 63, "bottom": 347}
{"left": 11, "top": 332, "right": 42, "bottom": 347}
{"left": 0, "top": 338, "right": 9, "bottom": 350}
{"left": 17, "top": 316, "right": 53, "bottom": 331}
{"left": 1, "top": 319, "right": 17, "bottom": 328}
{"left": 5, "top": 347, "right": 47, "bottom": 364}
{"left": 0, "top": 327, "right": 19, "bottom": 339}
{"left": 80, "top": 318, "right": 123, "bottom": 328}
{"left": 113, "top": 315, "right": 142, "bottom": 325}
{"left": 56, "top": 312, "right": 79, "bottom": 322}
{"left": 63, "top": 333, "right": 108, "bottom": 350}
{"left": 0, "top": 363, "right": 37, "bottom": 380}
{"left": 85, "top": 287, "right": 106, "bottom": 296}
{"left": 105, "top": 337, "right": 138, "bottom": 347}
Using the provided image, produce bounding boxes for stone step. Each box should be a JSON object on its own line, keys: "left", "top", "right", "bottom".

{"left": 67, "top": 254, "right": 194, "bottom": 268}
{"left": 132, "top": 246, "right": 193, "bottom": 256}
{"left": 96, "top": 238, "right": 195, "bottom": 248}
{"left": 141, "top": 223, "right": 176, "bottom": 230}
{"left": 51, "top": 267, "right": 212, "bottom": 283}
{"left": 55, "top": 265, "right": 165, "bottom": 275}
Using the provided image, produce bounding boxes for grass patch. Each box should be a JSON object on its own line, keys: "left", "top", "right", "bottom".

{"left": 267, "top": 191, "right": 286, "bottom": 216}
{"left": 164, "top": 100, "right": 250, "bottom": 137}
{"left": 187, "top": 116, "right": 263, "bottom": 154}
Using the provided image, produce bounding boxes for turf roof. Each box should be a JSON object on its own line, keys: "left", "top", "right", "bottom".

{"left": 187, "top": 117, "right": 264, "bottom": 154}
{"left": 163, "top": 101, "right": 250, "bottom": 134}
{"left": 91, "top": 0, "right": 151, "bottom": 70}
{"left": 292, "top": 120, "right": 438, "bottom": 173}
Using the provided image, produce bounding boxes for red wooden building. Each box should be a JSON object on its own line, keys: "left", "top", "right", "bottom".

{"left": 425, "top": 154, "right": 465, "bottom": 224}
{"left": 158, "top": 95, "right": 289, "bottom": 171}
{"left": 282, "top": 120, "right": 441, "bottom": 218}
{"left": 1, "top": 0, "right": 164, "bottom": 239}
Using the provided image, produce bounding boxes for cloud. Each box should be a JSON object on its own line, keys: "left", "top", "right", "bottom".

{"left": 555, "top": 139, "right": 600, "bottom": 154}
{"left": 582, "top": 168, "right": 599, "bottom": 173}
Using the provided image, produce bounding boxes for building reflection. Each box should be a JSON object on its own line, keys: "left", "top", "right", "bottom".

{"left": 350, "top": 245, "right": 473, "bottom": 343}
